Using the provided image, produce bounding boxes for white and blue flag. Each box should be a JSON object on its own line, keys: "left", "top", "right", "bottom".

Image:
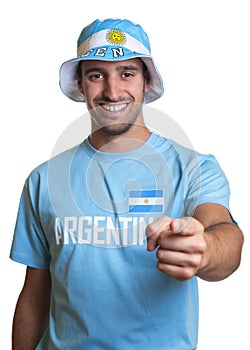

{"left": 129, "top": 190, "right": 164, "bottom": 213}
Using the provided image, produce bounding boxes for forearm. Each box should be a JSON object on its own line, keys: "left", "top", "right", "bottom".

{"left": 196, "top": 222, "right": 244, "bottom": 282}
{"left": 12, "top": 292, "right": 49, "bottom": 350}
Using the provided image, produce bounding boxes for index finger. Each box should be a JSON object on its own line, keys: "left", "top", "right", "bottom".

{"left": 146, "top": 216, "right": 204, "bottom": 251}
{"left": 146, "top": 216, "right": 174, "bottom": 251}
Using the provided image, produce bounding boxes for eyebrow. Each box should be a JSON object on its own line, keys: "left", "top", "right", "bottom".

{"left": 84, "top": 65, "right": 140, "bottom": 75}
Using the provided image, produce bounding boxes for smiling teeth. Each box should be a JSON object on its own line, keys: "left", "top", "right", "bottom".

{"left": 102, "top": 104, "right": 127, "bottom": 112}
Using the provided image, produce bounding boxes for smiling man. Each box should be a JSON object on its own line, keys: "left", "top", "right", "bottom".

{"left": 79, "top": 59, "right": 149, "bottom": 141}
{"left": 10, "top": 19, "right": 243, "bottom": 350}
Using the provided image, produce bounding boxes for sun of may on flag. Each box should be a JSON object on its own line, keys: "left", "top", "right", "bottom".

{"left": 128, "top": 190, "right": 164, "bottom": 213}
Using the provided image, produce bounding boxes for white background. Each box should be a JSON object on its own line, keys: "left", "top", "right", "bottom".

{"left": 1, "top": 0, "right": 249, "bottom": 348}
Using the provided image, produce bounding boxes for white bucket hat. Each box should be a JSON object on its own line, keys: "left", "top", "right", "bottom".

{"left": 59, "top": 18, "right": 164, "bottom": 104}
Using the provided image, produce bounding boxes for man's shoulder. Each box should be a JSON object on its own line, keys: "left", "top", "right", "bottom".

{"left": 152, "top": 133, "right": 218, "bottom": 172}
{"left": 25, "top": 143, "right": 84, "bottom": 184}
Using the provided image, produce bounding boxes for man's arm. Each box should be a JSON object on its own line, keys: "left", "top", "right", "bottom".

{"left": 193, "top": 203, "right": 243, "bottom": 281}
{"left": 12, "top": 267, "right": 51, "bottom": 350}
{"left": 146, "top": 203, "right": 244, "bottom": 282}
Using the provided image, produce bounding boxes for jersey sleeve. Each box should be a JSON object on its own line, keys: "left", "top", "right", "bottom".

{"left": 185, "top": 154, "right": 231, "bottom": 217}
{"left": 10, "top": 175, "right": 51, "bottom": 270}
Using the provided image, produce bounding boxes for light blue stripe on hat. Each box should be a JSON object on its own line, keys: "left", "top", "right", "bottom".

{"left": 77, "top": 19, "right": 151, "bottom": 53}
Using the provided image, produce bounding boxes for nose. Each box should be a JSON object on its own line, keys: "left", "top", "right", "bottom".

{"left": 103, "top": 76, "right": 122, "bottom": 101}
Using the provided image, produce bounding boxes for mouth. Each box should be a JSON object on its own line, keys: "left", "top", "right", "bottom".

{"left": 101, "top": 103, "right": 128, "bottom": 113}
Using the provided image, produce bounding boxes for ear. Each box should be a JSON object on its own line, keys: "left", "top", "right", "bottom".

{"left": 77, "top": 75, "right": 84, "bottom": 95}
{"left": 77, "top": 62, "right": 85, "bottom": 95}
{"left": 144, "top": 70, "right": 150, "bottom": 92}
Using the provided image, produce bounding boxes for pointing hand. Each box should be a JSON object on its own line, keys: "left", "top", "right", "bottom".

{"left": 146, "top": 216, "right": 206, "bottom": 281}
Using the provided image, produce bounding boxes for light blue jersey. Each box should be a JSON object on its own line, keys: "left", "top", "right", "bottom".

{"left": 10, "top": 133, "right": 231, "bottom": 349}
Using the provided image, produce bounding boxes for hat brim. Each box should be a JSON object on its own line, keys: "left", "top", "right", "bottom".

{"left": 59, "top": 48, "right": 164, "bottom": 104}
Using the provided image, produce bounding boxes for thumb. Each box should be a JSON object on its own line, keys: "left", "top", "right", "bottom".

{"left": 171, "top": 218, "right": 189, "bottom": 234}
{"left": 171, "top": 217, "right": 204, "bottom": 236}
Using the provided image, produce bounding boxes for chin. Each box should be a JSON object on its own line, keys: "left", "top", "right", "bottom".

{"left": 101, "top": 123, "right": 133, "bottom": 136}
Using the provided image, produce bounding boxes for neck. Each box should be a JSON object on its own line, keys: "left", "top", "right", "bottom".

{"left": 89, "top": 123, "right": 151, "bottom": 153}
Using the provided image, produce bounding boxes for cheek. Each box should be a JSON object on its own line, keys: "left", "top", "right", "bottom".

{"left": 81, "top": 86, "right": 94, "bottom": 104}
{"left": 83, "top": 83, "right": 102, "bottom": 99}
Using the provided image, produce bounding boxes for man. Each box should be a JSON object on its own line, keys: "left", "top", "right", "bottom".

{"left": 10, "top": 18, "right": 243, "bottom": 349}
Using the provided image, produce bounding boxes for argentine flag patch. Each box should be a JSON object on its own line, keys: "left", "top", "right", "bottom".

{"left": 129, "top": 190, "right": 164, "bottom": 213}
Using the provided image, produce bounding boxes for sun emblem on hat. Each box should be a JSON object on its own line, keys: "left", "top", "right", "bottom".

{"left": 106, "top": 29, "right": 126, "bottom": 45}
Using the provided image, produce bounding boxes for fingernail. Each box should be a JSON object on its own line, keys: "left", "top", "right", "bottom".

{"left": 147, "top": 238, "right": 156, "bottom": 251}
{"left": 173, "top": 219, "right": 182, "bottom": 233}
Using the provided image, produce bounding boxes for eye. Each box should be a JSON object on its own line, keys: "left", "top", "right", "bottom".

{"left": 122, "top": 72, "right": 135, "bottom": 79}
{"left": 87, "top": 73, "right": 104, "bottom": 81}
